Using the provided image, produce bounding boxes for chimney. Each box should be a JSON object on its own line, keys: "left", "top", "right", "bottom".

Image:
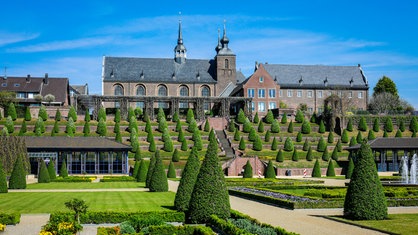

{"left": 43, "top": 73, "right": 48, "bottom": 84}
{"left": 26, "top": 74, "right": 31, "bottom": 83}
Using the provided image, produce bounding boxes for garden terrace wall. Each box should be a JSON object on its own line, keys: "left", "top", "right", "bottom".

{"left": 277, "top": 168, "right": 343, "bottom": 176}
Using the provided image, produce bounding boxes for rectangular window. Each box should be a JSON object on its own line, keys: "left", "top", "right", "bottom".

{"left": 258, "top": 89, "right": 265, "bottom": 98}
{"left": 247, "top": 88, "right": 255, "bottom": 98}
{"left": 318, "top": 107, "right": 323, "bottom": 113}
{"left": 16, "top": 92, "right": 26, "bottom": 99}
{"left": 287, "top": 90, "right": 293, "bottom": 97}
{"left": 268, "top": 89, "right": 276, "bottom": 98}
{"left": 358, "top": 91, "right": 363, "bottom": 98}
{"left": 258, "top": 102, "right": 266, "bottom": 112}
{"left": 269, "top": 102, "right": 276, "bottom": 109}
{"left": 307, "top": 90, "right": 313, "bottom": 98}
{"left": 251, "top": 102, "right": 255, "bottom": 111}
{"left": 297, "top": 90, "right": 302, "bottom": 97}
{"left": 279, "top": 90, "right": 283, "bottom": 97}
{"left": 318, "top": 91, "right": 323, "bottom": 98}
{"left": 308, "top": 107, "right": 313, "bottom": 113}
{"left": 28, "top": 93, "right": 34, "bottom": 99}
{"left": 348, "top": 91, "right": 353, "bottom": 98}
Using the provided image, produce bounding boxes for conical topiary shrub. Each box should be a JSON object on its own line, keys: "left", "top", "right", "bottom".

{"left": 264, "top": 130, "right": 271, "bottom": 142}
{"left": 327, "top": 132, "right": 334, "bottom": 144}
{"left": 292, "top": 149, "right": 299, "bottom": 162}
{"left": 132, "top": 160, "right": 140, "bottom": 179}
{"left": 9, "top": 156, "right": 27, "bottom": 189}
{"left": 252, "top": 135, "right": 262, "bottom": 151}
{"left": 283, "top": 137, "right": 294, "bottom": 152}
{"left": 38, "top": 159, "right": 50, "bottom": 183}
{"left": 346, "top": 157, "right": 354, "bottom": 179}
{"left": 264, "top": 160, "right": 276, "bottom": 178}
{"left": 281, "top": 114, "right": 287, "bottom": 124}
{"left": 331, "top": 146, "right": 338, "bottom": 161}
{"left": 253, "top": 112, "right": 259, "bottom": 124}
{"left": 172, "top": 149, "right": 180, "bottom": 162}
{"left": 349, "top": 136, "right": 357, "bottom": 147}
{"left": 318, "top": 120, "right": 325, "bottom": 133}
{"left": 287, "top": 121, "right": 294, "bottom": 133}
{"left": 346, "top": 118, "right": 353, "bottom": 132}
{"left": 311, "top": 159, "right": 321, "bottom": 177}
{"left": 317, "top": 136, "right": 327, "bottom": 152}
{"left": 326, "top": 160, "right": 336, "bottom": 177}
{"left": 306, "top": 146, "right": 313, "bottom": 161}
{"left": 344, "top": 142, "right": 387, "bottom": 220}
{"left": 356, "top": 131, "right": 363, "bottom": 143}
{"left": 276, "top": 149, "right": 284, "bottom": 162}
{"left": 358, "top": 116, "right": 368, "bottom": 132}
{"left": 321, "top": 147, "right": 329, "bottom": 161}
{"left": 373, "top": 118, "right": 380, "bottom": 132}
{"left": 303, "top": 138, "right": 310, "bottom": 151}
{"left": 145, "top": 151, "right": 157, "bottom": 188}
{"left": 243, "top": 160, "right": 253, "bottom": 178}
{"left": 341, "top": 129, "right": 349, "bottom": 143}
{"left": 301, "top": 120, "right": 311, "bottom": 134}
{"left": 384, "top": 117, "right": 393, "bottom": 133}
{"left": 238, "top": 137, "right": 246, "bottom": 151}
{"left": 0, "top": 160, "right": 7, "bottom": 193}
{"left": 367, "top": 130, "right": 375, "bottom": 141}
{"left": 271, "top": 119, "right": 280, "bottom": 133}
{"left": 47, "top": 160, "right": 57, "bottom": 181}
{"left": 271, "top": 136, "right": 278, "bottom": 150}
{"left": 136, "top": 159, "right": 148, "bottom": 182}
{"left": 149, "top": 151, "right": 168, "bottom": 192}
{"left": 60, "top": 160, "right": 68, "bottom": 178}
{"left": 167, "top": 161, "right": 177, "bottom": 179}
{"left": 174, "top": 148, "right": 200, "bottom": 212}
{"left": 257, "top": 121, "right": 264, "bottom": 133}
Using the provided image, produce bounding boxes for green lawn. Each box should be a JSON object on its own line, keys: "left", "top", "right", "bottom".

{"left": 332, "top": 214, "right": 418, "bottom": 235}
{"left": 0, "top": 191, "right": 175, "bottom": 213}
{"left": 26, "top": 182, "right": 145, "bottom": 189}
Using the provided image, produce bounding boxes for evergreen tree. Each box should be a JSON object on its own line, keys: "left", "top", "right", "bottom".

{"left": 97, "top": 107, "right": 106, "bottom": 122}
{"left": 147, "top": 129, "right": 154, "bottom": 143}
{"left": 55, "top": 109, "right": 62, "bottom": 122}
{"left": 0, "top": 160, "right": 8, "bottom": 193}
{"left": 177, "top": 128, "right": 185, "bottom": 142}
{"left": 264, "top": 160, "right": 276, "bottom": 178}
{"left": 115, "top": 130, "right": 122, "bottom": 143}
{"left": 270, "top": 119, "right": 280, "bottom": 133}
{"left": 373, "top": 118, "right": 380, "bottom": 132}
{"left": 238, "top": 137, "right": 246, "bottom": 151}
{"left": 233, "top": 129, "right": 240, "bottom": 141}
{"left": 336, "top": 139, "right": 342, "bottom": 152}
{"left": 24, "top": 106, "right": 32, "bottom": 121}
{"left": 149, "top": 138, "right": 156, "bottom": 152}
{"left": 310, "top": 112, "right": 317, "bottom": 123}
{"left": 311, "top": 159, "right": 321, "bottom": 177}
{"left": 409, "top": 116, "right": 418, "bottom": 132}
{"left": 292, "top": 149, "right": 299, "bottom": 161}
{"left": 243, "top": 160, "right": 253, "bottom": 178}
{"left": 128, "top": 107, "right": 135, "bottom": 122}
{"left": 346, "top": 157, "right": 354, "bottom": 179}
{"left": 284, "top": 137, "right": 294, "bottom": 152}
{"left": 271, "top": 136, "right": 278, "bottom": 150}
{"left": 113, "top": 121, "right": 120, "bottom": 134}
{"left": 163, "top": 130, "right": 174, "bottom": 152}
{"left": 302, "top": 138, "right": 310, "bottom": 151}
{"left": 175, "top": 120, "right": 182, "bottom": 132}
{"left": 145, "top": 151, "right": 157, "bottom": 188}
{"left": 38, "top": 106, "right": 48, "bottom": 121}
{"left": 172, "top": 149, "right": 180, "bottom": 162}
{"left": 192, "top": 129, "right": 203, "bottom": 151}
{"left": 384, "top": 117, "right": 393, "bottom": 132}
{"left": 187, "top": 119, "right": 197, "bottom": 133}
{"left": 349, "top": 136, "right": 357, "bottom": 147}
{"left": 331, "top": 147, "right": 338, "bottom": 161}
{"left": 264, "top": 110, "right": 274, "bottom": 124}
{"left": 280, "top": 114, "right": 287, "bottom": 124}
{"left": 253, "top": 112, "right": 259, "bottom": 124}
{"left": 296, "top": 131, "right": 302, "bottom": 142}
{"left": 145, "top": 119, "right": 152, "bottom": 133}
{"left": 243, "top": 119, "right": 252, "bottom": 133}
{"left": 60, "top": 160, "right": 68, "bottom": 178}
{"left": 358, "top": 116, "right": 368, "bottom": 132}
{"left": 52, "top": 120, "right": 59, "bottom": 134}
{"left": 257, "top": 120, "right": 264, "bottom": 133}
{"left": 235, "top": 109, "right": 246, "bottom": 124}
{"left": 326, "top": 160, "right": 336, "bottom": 177}
{"left": 9, "top": 155, "right": 27, "bottom": 189}
{"left": 344, "top": 142, "right": 387, "bottom": 220}
{"left": 322, "top": 147, "right": 329, "bottom": 161}
{"left": 295, "top": 110, "right": 304, "bottom": 123}
{"left": 83, "top": 121, "right": 90, "bottom": 137}
{"left": 132, "top": 160, "right": 140, "bottom": 179}
{"left": 276, "top": 149, "right": 284, "bottom": 162}
{"left": 341, "top": 129, "right": 349, "bottom": 143}
{"left": 149, "top": 151, "right": 169, "bottom": 192}
{"left": 35, "top": 125, "right": 42, "bottom": 136}
{"left": 7, "top": 103, "right": 17, "bottom": 121}
{"left": 248, "top": 127, "right": 257, "bottom": 142}
{"left": 47, "top": 160, "right": 56, "bottom": 181}
{"left": 181, "top": 139, "right": 188, "bottom": 151}
{"left": 204, "top": 119, "right": 210, "bottom": 132}
{"left": 134, "top": 147, "right": 142, "bottom": 161}
{"left": 18, "top": 120, "right": 27, "bottom": 136}
{"left": 174, "top": 148, "right": 200, "bottom": 212}
{"left": 187, "top": 130, "right": 230, "bottom": 223}
{"left": 287, "top": 120, "right": 294, "bottom": 133}
{"left": 356, "top": 131, "right": 363, "bottom": 143}
{"left": 317, "top": 136, "right": 327, "bottom": 152}
{"left": 37, "top": 159, "right": 50, "bottom": 183}
{"left": 252, "top": 135, "right": 262, "bottom": 151}
{"left": 367, "top": 130, "right": 375, "bottom": 141}
{"left": 395, "top": 129, "right": 402, "bottom": 138}
{"left": 5, "top": 116, "right": 14, "bottom": 134}
{"left": 34, "top": 117, "right": 45, "bottom": 134}
{"left": 399, "top": 118, "right": 405, "bottom": 132}
{"left": 186, "top": 108, "right": 194, "bottom": 124}
{"left": 301, "top": 120, "right": 311, "bottom": 134}
{"left": 306, "top": 146, "right": 313, "bottom": 161}
{"left": 327, "top": 132, "right": 334, "bottom": 144}
{"left": 66, "top": 117, "right": 76, "bottom": 136}
{"left": 84, "top": 109, "right": 91, "bottom": 123}
{"left": 158, "top": 116, "right": 167, "bottom": 133}
{"left": 228, "top": 122, "right": 236, "bottom": 132}
{"left": 172, "top": 111, "right": 180, "bottom": 123}
{"left": 264, "top": 130, "right": 271, "bottom": 142}
{"left": 68, "top": 106, "right": 78, "bottom": 122}
{"left": 167, "top": 161, "right": 177, "bottom": 178}
{"left": 136, "top": 160, "right": 148, "bottom": 182}
{"left": 96, "top": 118, "right": 107, "bottom": 137}
{"left": 129, "top": 116, "right": 139, "bottom": 134}
{"left": 318, "top": 120, "right": 326, "bottom": 133}
{"left": 346, "top": 118, "right": 353, "bottom": 132}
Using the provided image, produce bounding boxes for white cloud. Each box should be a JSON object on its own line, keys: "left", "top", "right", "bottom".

{"left": 0, "top": 32, "right": 39, "bottom": 47}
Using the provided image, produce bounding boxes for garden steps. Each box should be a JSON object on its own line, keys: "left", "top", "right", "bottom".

{"left": 216, "top": 130, "right": 234, "bottom": 158}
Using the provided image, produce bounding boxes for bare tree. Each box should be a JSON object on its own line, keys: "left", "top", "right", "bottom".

{"left": 368, "top": 92, "right": 400, "bottom": 114}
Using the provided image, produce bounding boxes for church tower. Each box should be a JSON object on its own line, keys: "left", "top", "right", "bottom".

{"left": 174, "top": 20, "right": 187, "bottom": 64}
{"left": 215, "top": 23, "right": 236, "bottom": 96}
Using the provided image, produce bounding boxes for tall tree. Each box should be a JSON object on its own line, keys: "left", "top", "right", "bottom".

{"left": 187, "top": 130, "right": 230, "bottom": 223}
{"left": 373, "top": 76, "right": 398, "bottom": 97}
{"left": 344, "top": 142, "right": 387, "bottom": 220}
{"left": 174, "top": 147, "right": 200, "bottom": 212}
{"left": 8, "top": 155, "right": 27, "bottom": 189}
{"left": 145, "top": 151, "right": 157, "bottom": 188}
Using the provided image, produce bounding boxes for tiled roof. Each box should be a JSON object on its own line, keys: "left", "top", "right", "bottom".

{"left": 103, "top": 56, "right": 217, "bottom": 84}
{"left": 262, "top": 64, "right": 368, "bottom": 89}
{"left": 24, "top": 136, "right": 131, "bottom": 151}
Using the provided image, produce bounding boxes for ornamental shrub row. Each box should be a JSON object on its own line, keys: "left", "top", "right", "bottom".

{"left": 0, "top": 213, "right": 20, "bottom": 225}
{"left": 99, "top": 176, "right": 136, "bottom": 182}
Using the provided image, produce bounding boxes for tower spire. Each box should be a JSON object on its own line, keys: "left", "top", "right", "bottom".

{"left": 215, "top": 28, "right": 222, "bottom": 53}
{"left": 221, "top": 20, "right": 229, "bottom": 48}
{"left": 174, "top": 16, "right": 187, "bottom": 64}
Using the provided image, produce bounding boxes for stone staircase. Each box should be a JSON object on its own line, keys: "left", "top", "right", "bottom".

{"left": 216, "top": 130, "right": 234, "bottom": 158}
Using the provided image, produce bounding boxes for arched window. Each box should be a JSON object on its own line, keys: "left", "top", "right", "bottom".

{"left": 114, "top": 84, "right": 124, "bottom": 96}
{"left": 136, "top": 85, "right": 145, "bottom": 96}
{"left": 225, "top": 59, "right": 229, "bottom": 69}
{"left": 157, "top": 85, "right": 168, "bottom": 108}
{"left": 179, "top": 85, "right": 189, "bottom": 109}
{"left": 201, "top": 86, "right": 210, "bottom": 111}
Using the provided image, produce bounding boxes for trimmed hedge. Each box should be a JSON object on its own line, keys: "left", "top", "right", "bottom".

{"left": 0, "top": 213, "right": 20, "bottom": 225}
{"left": 52, "top": 176, "right": 95, "bottom": 182}
{"left": 99, "top": 176, "right": 136, "bottom": 182}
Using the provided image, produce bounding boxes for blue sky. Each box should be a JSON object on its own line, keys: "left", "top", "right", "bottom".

{"left": 1, "top": 1, "right": 418, "bottom": 108}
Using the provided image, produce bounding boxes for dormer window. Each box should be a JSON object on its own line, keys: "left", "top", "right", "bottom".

{"left": 14, "top": 83, "right": 20, "bottom": 87}
{"left": 349, "top": 77, "right": 354, "bottom": 87}
{"left": 140, "top": 70, "right": 144, "bottom": 79}
{"left": 299, "top": 76, "right": 303, "bottom": 86}
{"left": 259, "top": 76, "right": 264, "bottom": 83}
{"left": 1, "top": 83, "right": 6, "bottom": 87}
{"left": 324, "top": 77, "right": 328, "bottom": 87}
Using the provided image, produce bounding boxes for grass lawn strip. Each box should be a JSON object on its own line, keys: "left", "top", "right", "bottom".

{"left": 26, "top": 182, "right": 145, "bottom": 189}
{"left": 0, "top": 191, "right": 175, "bottom": 213}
